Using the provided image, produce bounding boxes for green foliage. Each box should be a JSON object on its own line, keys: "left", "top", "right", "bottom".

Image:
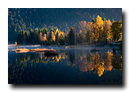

{"left": 112, "top": 55, "right": 122, "bottom": 70}
{"left": 53, "top": 27, "right": 58, "bottom": 33}
{"left": 110, "top": 21, "right": 122, "bottom": 41}
{"left": 14, "top": 11, "right": 122, "bottom": 46}
{"left": 55, "top": 32, "right": 59, "bottom": 44}
{"left": 59, "top": 33, "right": 65, "bottom": 45}
{"left": 86, "top": 31, "right": 91, "bottom": 44}
{"left": 92, "top": 18, "right": 95, "bottom": 23}
{"left": 33, "top": 28, "right": 39, "bottom": 43}
{"left": 48, "top": 29, "right": 55, "bottom": 43}
{"left": 46, "top": 41, "right": 51, "bottom": 45}
{"left": 50, "top": 28, "right": 54, "bottom": 32}
{"left": 16, "top": 19, "right": 122, "bottom": 45}
{"left": 59, "top": 38, "right": 65, "bottom": 45}
{"left": 8, "top": 8, "right": 122, "bottom": 43}
{"left": 112, "top": 19, "right": 115, "bottom": 22}
{"left": 69, "top": 27, "right": 75, "bottom": 45}
{"left": 17, "top": 30, "right": 26, "bottom": 44}
{"left": 102, "top": 17, "right": 106, "bottom": 21}
{"left": 41, "top": 28, "right": 48, "bottom": 34}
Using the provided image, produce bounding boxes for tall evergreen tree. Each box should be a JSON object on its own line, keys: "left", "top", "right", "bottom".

{"left": 55, "top": 32, "right": 59, "bottom": 44}
{"left": 69, "top": 27, "right": 75, "bottom": 45}
{"left": 33, "top": 28, "right": 39, "bottom": 43}
{"left": 29, "top": 29, "right": 34, "bottom": 43}
{"left": 92, "top": 18, "right": 95, "bottom": 23}
{"left": 102, "top": 17, "right": 106, "bottom": 21}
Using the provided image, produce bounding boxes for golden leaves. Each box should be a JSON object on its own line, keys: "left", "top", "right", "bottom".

{"left": 15, "top": 42, "right": 17, "bottom": 45}
{"left": 94, "top": 15, "right": 103, "bottom": 28}
{"left": 55, "top": 29, "right": 59, "bottom": 35}
{"left": 119, "top": 32, "right": 122, "bottom": 41}
{"left": 58, "top": 32, "right": 64, "bottom": 38}
{"left": 78, "top": 52, "right": 114, "bottom": 77}
{"left": 90, "top": 15, "right": 104, "bottom": 41}
{"left": 43, "top": 34, "right": 47, "bottom": 41}
{"left": 79, "top": 30, "right": 82, "bottom": 34}
{"left": 38, "top": 32, "right": 47, "bottom": 42}
{"left": 78, "top": 21, "right": 88, "bottom": 32}
{"left": 51, "top": 32, "right": 55, "bottom": 42}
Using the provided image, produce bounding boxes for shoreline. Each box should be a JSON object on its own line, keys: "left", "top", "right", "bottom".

{"left": 8, "top": 44, "right": 40, "bottom": 47}
{"left": 8, "top": 44, "right": 118, "bottom": 47}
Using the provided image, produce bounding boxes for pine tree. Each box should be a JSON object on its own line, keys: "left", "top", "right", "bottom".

{"left": 92, "top": 18, "right": 95, "bottom": 23}
{"left": 55, "top": 32, "right": 59, "bottom": 44}
{"left": 69, "top": 27, "right": 75, "bottom": 45}
{"left": 33, "top": 28, "right": 39, "bottom": 43}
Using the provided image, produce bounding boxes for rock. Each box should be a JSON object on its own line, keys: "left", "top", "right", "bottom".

{"left": 44, "top": 51, "right": 58, "bottom": 56}
{"left": 90, "top": 48, "right": 100, "bottom": 52}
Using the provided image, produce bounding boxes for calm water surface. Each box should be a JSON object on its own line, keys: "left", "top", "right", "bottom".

{"left": 8, "top": 46, "right": 122, "bottom": 84}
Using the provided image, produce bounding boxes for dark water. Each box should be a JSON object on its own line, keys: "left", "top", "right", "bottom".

{"left": 8, "top": 46, "right": 122, "bottom": 84}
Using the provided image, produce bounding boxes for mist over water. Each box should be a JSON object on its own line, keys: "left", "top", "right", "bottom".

{"left": 8, "top": 7, "right": 122, "bottom": 84}
{"left": 8, "top": 46, "right": 122, "bottom": 84}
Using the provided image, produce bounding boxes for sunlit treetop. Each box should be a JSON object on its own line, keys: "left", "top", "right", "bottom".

{"left": 94, "top": 15, "right": 103, "bottom": 28}
{"left": 58, "top": 32, "right": 64, "bottom": 38}
{"left": 55, "top": 29, "right": 59, "bottom": 35}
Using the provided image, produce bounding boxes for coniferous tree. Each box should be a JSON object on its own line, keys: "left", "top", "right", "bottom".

{"left": 29, "top": 29, "right": 34, "bottom": 43}
{"left": 59, "top": 33, "right": 65, "bottom": 45}
{"left": 92, "top": 18, "right": 95, "bottom": 23}
{"left": 102, "top": 17, "right": 106, "bottom": 21}
{"left": 33, "top": 28, "right": 39, "bottom": 43}
{"left": 55, "top": 32, "right": 59, "bottom": 44}
{"left": 69, "top": 27, "right": 75, "bottom": 45}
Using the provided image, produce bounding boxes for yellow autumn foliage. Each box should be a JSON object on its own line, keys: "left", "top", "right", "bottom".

{"left": 15, "top": 42, "right": 17, "bottom": 45}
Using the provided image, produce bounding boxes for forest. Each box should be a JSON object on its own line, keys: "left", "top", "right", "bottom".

{"left": 8, "top": 8, "right": 122, "bottom": 45}
{"left": 16, "top": 15, "right": 122, "bottom": 45}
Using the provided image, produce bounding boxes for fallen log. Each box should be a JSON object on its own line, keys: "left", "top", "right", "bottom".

{"left": 15, "top": 48, "right": 30, "bottom": 53}
{"left": 30, "top": 48, "right": 56, "bottom": 52}
{"left": 14, "top": 48, "right": 57, "bottom": 54}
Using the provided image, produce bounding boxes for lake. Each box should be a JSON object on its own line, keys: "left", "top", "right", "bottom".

{"left": 8, "top": 45, "right": 122, "bottom": 84}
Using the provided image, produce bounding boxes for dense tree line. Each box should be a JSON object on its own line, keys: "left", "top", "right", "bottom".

{"left": 16, "top": 15, "right": 122, "bottom": 45}
{"left": 16, "top": 26, "right": 76, "bottom": 45}
{"left": 16, "top": 27, "right": 65, "bottom": 45}
{"left": 8, "top": 8, "right": 122, "bottom": 43}
{"left": 76, "top": 15, "right": 122, "bottom": 45}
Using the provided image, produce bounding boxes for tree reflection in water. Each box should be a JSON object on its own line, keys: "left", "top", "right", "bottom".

{"left": 68, "top": 49, "right": 76, "bottom": 66}
{"left": 8, "top": 50, "right": 122, "bottom": 84}
{"left": 66, "top": 50, "right": 122, "bottom": 77}
{"left": 64, "top": 49, "right": 122, "bottom": 77}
